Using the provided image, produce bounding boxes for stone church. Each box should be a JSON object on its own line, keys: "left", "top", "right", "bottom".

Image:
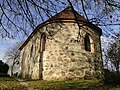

{"left": 19, "top": 6, "right": 103, "bottom": 80}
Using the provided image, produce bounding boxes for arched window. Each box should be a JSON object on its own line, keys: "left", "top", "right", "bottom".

{"left": 84, "top": 34, "right": 91, "bottom": 51}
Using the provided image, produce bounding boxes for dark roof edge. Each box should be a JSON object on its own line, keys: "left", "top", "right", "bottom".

{"left": 86, "top": 22, "right": 102, "bottom": 35}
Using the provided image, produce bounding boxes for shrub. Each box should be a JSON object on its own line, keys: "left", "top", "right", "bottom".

{"left": 0, "top": 60, "right": 9, "bottom": 75}
{"left": 103, "top": 69, "right": 120, "bottom": 84}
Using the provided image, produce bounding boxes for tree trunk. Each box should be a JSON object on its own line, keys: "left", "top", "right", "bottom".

{"left": 11, "top": 58, "right": 15, "bottom": 77}
{"left": 11, "top": 65, "right": 13, "bottom": 76}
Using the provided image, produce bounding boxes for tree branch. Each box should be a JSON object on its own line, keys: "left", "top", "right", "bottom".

{"left": 81, "top": 0, "right": 89, "bottom": 21}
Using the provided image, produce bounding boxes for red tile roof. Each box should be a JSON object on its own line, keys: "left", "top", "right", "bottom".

{"left": 48, "top": 6, "right": 86, "bottom": 21}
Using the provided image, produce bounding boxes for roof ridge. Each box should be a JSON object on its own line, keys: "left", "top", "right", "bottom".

{"left": 48, "top": 6, "right": 86, "bottom": 21}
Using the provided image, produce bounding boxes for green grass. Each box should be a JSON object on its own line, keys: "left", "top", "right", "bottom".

{"left": 0, "top": 77, "right": 120, "bottom": 90}
{"left": 0, "top": 77, "right": 27, "bottom": 90}
{"left": 27, "top": 80, "right": 120, "bottom": 90}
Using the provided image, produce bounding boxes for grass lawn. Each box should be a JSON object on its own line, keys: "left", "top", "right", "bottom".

{"left": 0, "top": 77, "right": 120, "bottom": 90}
{"left": 0, "top": 77, "right": 27, "bottom": 90}
{"left": 27, "top": 80, "right": 120, "bottom": 90}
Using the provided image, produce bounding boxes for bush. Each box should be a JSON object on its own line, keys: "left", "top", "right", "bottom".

{"left": 0, "top": 73, "right": 10, "bottom": 77}
{"left": 0, "top": 60, "right": 9, "bottom": 75}
{"left": 103, "top": 69, "right": 120, "bottom": 84}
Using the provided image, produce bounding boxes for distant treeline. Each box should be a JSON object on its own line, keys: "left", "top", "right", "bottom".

{"left": 0, "top": 60, "right": 9, "bottom": 76}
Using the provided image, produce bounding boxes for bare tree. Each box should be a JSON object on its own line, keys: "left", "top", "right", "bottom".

{"left": 4, "top": 42, "right": 22, "bottom": 76}
{"left": 0, "top": 0, "right": 120, "bottom": 39}
{"left": 105, "top": 34, "right": 120, "bottom": 72}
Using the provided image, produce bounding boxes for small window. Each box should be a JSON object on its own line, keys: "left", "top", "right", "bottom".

{"left": 30, "top": 45, "right": 33, "bottom": 57}
{"left": 41, "top": 33, "right": 46, "bottom": 52}
{"left": 84, "top": 34, "right": 91, "bottom": 51}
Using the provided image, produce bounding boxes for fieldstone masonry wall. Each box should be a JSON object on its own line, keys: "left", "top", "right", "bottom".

{"left": 19, "top": 31, "right": 42, "bottom": 79}
{"left": 42, "top": 23, "right": 103, "bottom": 80}
{"left": 19, "top": 22, "right": 103, "bottom": 80}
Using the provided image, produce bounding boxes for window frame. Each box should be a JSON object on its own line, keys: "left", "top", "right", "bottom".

{"left": 83, "top": 33, "right": 95, "bottom": 53}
